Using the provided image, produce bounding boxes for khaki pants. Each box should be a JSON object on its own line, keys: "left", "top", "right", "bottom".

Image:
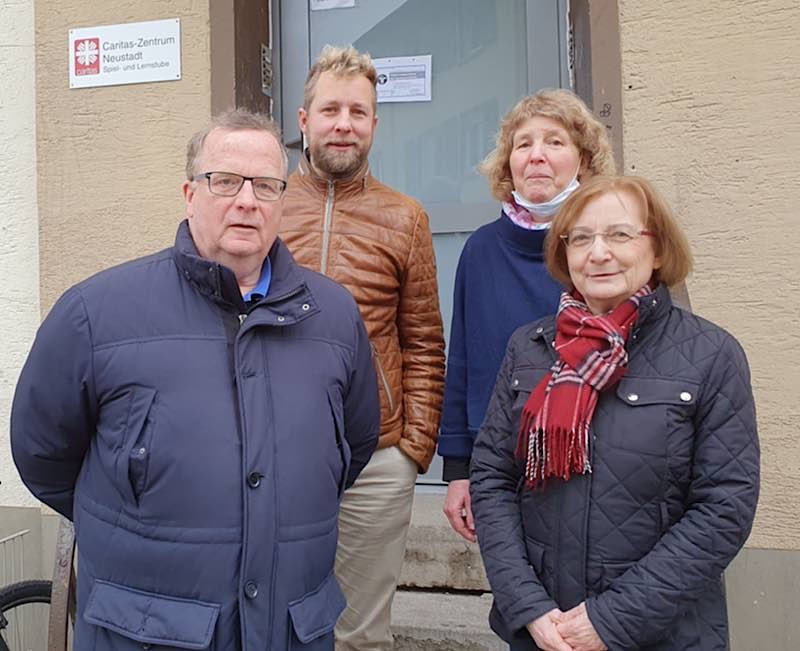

{"left": 335, "top": 445, "right": 418, "bottom": 651}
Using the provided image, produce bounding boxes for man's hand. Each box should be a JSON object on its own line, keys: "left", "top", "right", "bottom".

{"left": 526, "top": 609, "right": 573, "bottom": 651}
{"left": 556, "top": 602, "right": 607, "bottom": 651}
{"left": 442, "top": 479, "right": 476, "bottom": 542}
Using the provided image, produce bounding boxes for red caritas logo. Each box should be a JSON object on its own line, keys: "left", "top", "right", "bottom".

{"left": 74, "top": 38, "right": 100, "bottom": 75}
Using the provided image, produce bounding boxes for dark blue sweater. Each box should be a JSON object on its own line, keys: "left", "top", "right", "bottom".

{"left": 438, "top": 211, "right": 563, "bottom": 479}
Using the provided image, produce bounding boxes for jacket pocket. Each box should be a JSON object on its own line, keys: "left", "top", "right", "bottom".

{"left": 288, "top": 571, "right": 346, "bottom": 648}
{"left": 658, "top": 501, "right": 670, "bottom": 535}
{"left": 510, "top": 367, "right": 549, "bottom": 428}
{"left": 116, "top": 386, "right": 157, "bottom": 506}
{"left": 523, "top": 536, "right": 549, "bottom": 586}
{"left": 615, "top": 376, "right": 699, "bottom": 408}
{"left": 510, "top": 368, "right": 546, "bottom": 396}
{"left": 610, "top": 376, "right": 699, "bottom": 455}
{"left": 327, "top": 386, "right": 351, "bottom": 497}
{"left": 599, "top": 560, "right": 635, "bottom": 593}
{"left": 370, "top": 342, "right": 395, "bottom": 414}
{"left": 84, "top": 579, "right": 220, "bottom": 649}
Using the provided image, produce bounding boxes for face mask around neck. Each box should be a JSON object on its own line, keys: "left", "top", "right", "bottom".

{"left": 512, "top": 166, "right": 581, "bottom": 218}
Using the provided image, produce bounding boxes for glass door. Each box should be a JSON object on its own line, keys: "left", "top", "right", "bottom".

{"left": 274, "top": 0, "right": 570, "bottom": 484}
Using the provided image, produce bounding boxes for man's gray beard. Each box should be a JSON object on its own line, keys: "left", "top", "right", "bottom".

{"left": 312, "top": 144, "right": 367, "bottom": 179}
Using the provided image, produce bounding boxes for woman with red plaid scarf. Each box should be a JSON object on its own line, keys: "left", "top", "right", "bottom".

{"left": 470, "top": 175, "right": 760, "bottom": 651}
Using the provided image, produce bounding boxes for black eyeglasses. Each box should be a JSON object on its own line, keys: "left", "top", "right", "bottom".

{"left": 192, "top": 171, "right": 287, "bottom": 202}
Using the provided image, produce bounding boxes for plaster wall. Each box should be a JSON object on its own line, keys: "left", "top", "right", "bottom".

{"left": 617, "top": 0, "right": 800, "bottom": 549}
{"left": 12, "top": 0, "right": 800, "bottom": 646}
{"left": 36, "top": 0, "right": 213, "bottom": 315}
{"left": 1, "top": 0, "right": 40, "bottom": 509}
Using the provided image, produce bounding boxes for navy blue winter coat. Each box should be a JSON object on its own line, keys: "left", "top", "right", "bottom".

{"left": 471, "top": 286, "right": 760, "bottom": 650}
{"left": 11, "top": 221, "right": 380, "bottom": 650}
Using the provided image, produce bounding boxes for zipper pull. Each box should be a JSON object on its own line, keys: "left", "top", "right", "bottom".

{"left": 238, "top": 314, "right": 247, "bottom": 325}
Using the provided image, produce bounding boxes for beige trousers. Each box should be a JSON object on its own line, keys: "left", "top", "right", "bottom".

{"left": 334, "top": 445, "right": 418, "bottom": 651}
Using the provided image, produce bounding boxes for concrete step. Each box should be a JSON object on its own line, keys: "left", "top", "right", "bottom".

{"left": 400, "top": 491, "right": 490, "bottom": 592}
{"left": 392, "top": 589, "right": 504, "bottom": 651}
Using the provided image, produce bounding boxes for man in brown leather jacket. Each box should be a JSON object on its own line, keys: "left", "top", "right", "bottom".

{"left": 281, "top": 45, "right": 446, "bottom": 650}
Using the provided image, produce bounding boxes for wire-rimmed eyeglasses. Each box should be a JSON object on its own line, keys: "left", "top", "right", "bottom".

{"left": 192, "top": 171, "right": 287, "bottom": 202}
{"left": 560, "top": 226, "right": 655, "bottom": 249}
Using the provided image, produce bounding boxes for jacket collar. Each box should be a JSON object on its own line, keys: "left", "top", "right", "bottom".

{"left": 630, "top": 283, "right": 672, "bottom": 339}
{"left": 530, "top": 283, "right": 673, "bottom": 347}
{"left": 296, "top": 148, "right": 371, "bottom": 196}
{"left": 172, "top": 220, "right": 315, "bottom": 323}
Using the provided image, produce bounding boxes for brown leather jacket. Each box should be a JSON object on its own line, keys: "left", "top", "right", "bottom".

{"left": 280, "top": 155, "right": 445, "bottom": 471}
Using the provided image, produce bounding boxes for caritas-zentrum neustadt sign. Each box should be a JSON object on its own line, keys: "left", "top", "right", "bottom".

{"left": 69, "top": 18, "right": 181, "bottom": 89}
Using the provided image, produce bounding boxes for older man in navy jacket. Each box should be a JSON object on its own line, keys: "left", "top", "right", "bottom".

{"left": 11, "top": 110, "right": 380, "bottom": 651}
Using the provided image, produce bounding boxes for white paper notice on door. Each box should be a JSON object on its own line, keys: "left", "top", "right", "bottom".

{"left": 310, "top": 0, "right": 356, "bottom": 10}
{"left": 374, "top": 55, "right": 432, "bottom": 103}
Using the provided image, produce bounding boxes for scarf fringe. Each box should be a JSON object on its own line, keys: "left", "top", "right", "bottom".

{"left": 518, "top": 423, "right": 591, "bottom": 490}
{"left": 515, "top": 285, "right": 652, "bottom": 491}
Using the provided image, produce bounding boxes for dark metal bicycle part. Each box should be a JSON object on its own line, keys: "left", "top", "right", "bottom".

{"left": 0, "top": 579, "right": 52, "bottom": 651}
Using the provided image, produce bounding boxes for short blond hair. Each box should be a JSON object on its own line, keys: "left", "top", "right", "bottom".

{"left": 545, "top": 175, "right": 693, "bottom": 288}
{"left": 303, "top": 45, "right": 377, "bottom": 111}
{"left": 480, "top": 89, "right": 616, "bottom": 202}
{"left": 185, "top": 109, "right": 287, "bottom": 179}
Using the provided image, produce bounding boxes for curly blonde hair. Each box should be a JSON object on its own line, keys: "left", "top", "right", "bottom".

{"left": 303, "top": 45, "right": 377, "bottom": 111}
{"left": 480, "top": 89, "right": 615, "bottom": 202}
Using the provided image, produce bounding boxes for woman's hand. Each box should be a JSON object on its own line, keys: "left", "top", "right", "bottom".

{"left": 556, "top": 602, "right": 607, "bottom": 651}
{"left": 443, "top": 479, "right": 477, "bottom": 542}
{"left": 526, "top": 609, "right": 573, "bottom": 651}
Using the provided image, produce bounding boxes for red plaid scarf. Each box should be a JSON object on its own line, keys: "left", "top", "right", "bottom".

{"left": 516, "top": 285, "right": 652, "bottom": 489}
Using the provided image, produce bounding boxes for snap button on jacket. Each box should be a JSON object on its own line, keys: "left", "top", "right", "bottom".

{"left": 471, "top": 285, "right": 760, "bottom": 650}
{"left": 11, "top": 221, "right": 380, "bottom": 650}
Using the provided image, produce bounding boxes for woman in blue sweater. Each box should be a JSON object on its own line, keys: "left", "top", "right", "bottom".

{"left": 439, "top": 89, "right": 616, "bottom": 541}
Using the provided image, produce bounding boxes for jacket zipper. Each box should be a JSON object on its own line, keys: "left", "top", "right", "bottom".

{"left": 231, "top": 313, "right": 256, "bottom": 645}
{"left": 237, "top": 285, "right": 306, "bottom": 328}
{"left": 320, "top": 180, "right": 335, "bottom": 275}
{"left": 370, "top": 342, "right": 395, "bottom": 413}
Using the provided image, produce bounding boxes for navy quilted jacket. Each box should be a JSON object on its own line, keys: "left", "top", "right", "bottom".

{"left": 11, "top": 221, "right": 380, "bottom": 650}
{"left": 471, "top": 285, "right": 759, "bottom": 650}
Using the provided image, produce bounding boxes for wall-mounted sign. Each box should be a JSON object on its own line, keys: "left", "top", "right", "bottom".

{"left": 311, "top": 0, "right": 356, "bottom": 9}
{"left": 374, "top": 55, "right": 432, "bottom": 103}
{"left": 69, "top": 18, "right": 181, "bottom": 89}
